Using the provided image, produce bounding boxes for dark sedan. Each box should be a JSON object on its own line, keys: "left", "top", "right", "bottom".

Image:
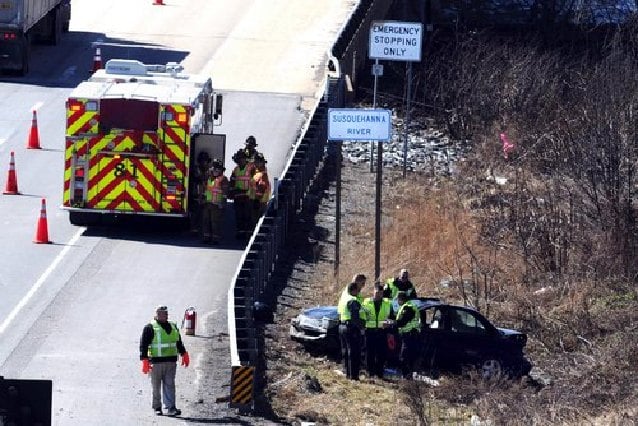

{"left": 412, "top": 299, "right": 532, "bottom": 379}
{"left": 290, "top": 298, "right": 532, "bottom": 379}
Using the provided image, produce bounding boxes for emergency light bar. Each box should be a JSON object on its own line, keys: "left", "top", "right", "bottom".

{"left": 104, "top": 59, "right": 185, "bottom": 77}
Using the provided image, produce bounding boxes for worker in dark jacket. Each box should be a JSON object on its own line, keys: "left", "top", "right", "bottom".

{"left": 384, "top": 268, "right": 417, "bottom": 300}
{"left": 395, "top": 291, "right": 422, "bottom": 379}
{"left": 139, "top": 306, "right": 190, "bottom": 417}
{"left": 362, "top": 282, "right": 394, "bottom": 379}
{"left": 337, "top": 281, "right": 366, "bottom": 380}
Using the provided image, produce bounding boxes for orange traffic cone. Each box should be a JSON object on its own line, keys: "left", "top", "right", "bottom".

{"left": 91, "top": 46, "right": 102, "bottom": 73}
{"left": 3, "top": 151, "right": 19, "bottom": 195}
{"left": 26, "top": 110, "right": 41, "bottom": 149}
{"left": 34, "top": 199, "right": 51, "bottom": 244}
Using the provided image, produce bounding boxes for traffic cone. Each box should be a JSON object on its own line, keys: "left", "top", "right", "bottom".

{"left": 3, "top": 151, "right": 19, "bottom": 195}
{"left": 34, "top": 198, "right": 51, "bottom": 244}
{"left": 91, "top": 47, "right": 102, "bottom": 73}
{"left": 26, "top": 110, "right": 40, "bottom": 149}
{"left": 153, "top": 0, "right": 164, "bottom": 5}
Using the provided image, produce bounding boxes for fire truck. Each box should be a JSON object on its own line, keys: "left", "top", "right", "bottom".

{"left": 62, "top": 59, "right": 225, "bottom": 226}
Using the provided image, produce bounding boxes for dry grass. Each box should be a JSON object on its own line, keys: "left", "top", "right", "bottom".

{"left": 264, "top": 160, "right": 638, "bottom": 425}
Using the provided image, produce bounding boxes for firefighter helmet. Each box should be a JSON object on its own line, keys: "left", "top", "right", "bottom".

{"left": 209, "top": 158, "right": 225, "bottom": 172}
{"left": 245, "top": 135, "right": 257, "bottom": 147}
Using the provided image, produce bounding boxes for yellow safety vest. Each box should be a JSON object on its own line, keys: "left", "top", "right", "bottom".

{"left": 385, "top": 278, "right": 415, "bottom": 299}
{"left": 232, "top": 165, "right": 253, "bottom": 192}
{"left": 362, "top": 297, "right": 392, "bottom": 329}
{"left": 337, "top": 285, "right": 363, "bottom": 318}
{"left": 205, "top": 176, "right": 227, "bottom": 204}
{"left": 397, "top": 301, "right": 421, "bottom": 334}
{"left": 149, "top": 321, "right": 180, "bottom": 358}
{"left": 338, "top": 291, "right": 366, "bottom": 322}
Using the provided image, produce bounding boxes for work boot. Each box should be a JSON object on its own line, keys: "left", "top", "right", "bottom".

{"left": 166, "top": 407, "right": 181, "bottom": 416}
{"left": 154, "top": 408, "right": 163, "bottom": 416}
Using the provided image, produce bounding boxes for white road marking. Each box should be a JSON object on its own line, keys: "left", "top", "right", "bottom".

{"left": 31, "top": 101, "right": 44, "bottom": 112}
{"left": 0, "top": 227, "right": 85, "bottom": 335}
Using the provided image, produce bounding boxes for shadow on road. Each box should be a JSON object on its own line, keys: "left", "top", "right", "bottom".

{"left": 0, "top": 31, "right": 189, "bottom": 89}
{"left": 77, "top": 207, "right": 248, "bottom": 250}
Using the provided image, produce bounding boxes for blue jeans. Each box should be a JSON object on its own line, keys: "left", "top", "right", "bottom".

{"left": 151, "top": 362, "right": 177, "bottom": 409}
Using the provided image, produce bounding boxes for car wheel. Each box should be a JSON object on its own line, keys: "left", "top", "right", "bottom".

{"left": 479, "top": 358, "right": 503, "bottom": 380}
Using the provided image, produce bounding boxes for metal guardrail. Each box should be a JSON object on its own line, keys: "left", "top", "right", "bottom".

{"left": 226, "top": 0, "right": 392, "bottom": 412}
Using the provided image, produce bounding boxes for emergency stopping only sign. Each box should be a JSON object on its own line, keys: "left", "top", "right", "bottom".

{"left": 369, "top": 21, "right": 423, "bottom": 62}
{"left": 328, "top": 108, "right": 392, "bottom": 141}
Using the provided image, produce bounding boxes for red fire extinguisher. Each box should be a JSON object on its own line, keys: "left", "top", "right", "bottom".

{"left": 182, "top": 307, "right": 196, "bottom": 335}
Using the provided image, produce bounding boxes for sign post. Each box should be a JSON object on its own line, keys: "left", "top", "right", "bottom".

{"left": 370, "top": 59, "right": 383, "bottom": 172}
{"left": 367, "top": 21, "right": 423, "bottom": 279}
{"left": 329, "top": 109, "right": 392, "bottom": 280}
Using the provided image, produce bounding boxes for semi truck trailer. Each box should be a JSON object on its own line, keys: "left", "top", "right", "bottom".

{"left": 0, "top": 0, "right": 71, "bottom": 75}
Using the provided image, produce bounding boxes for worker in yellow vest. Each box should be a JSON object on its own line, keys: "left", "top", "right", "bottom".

{"left": 229, "top": 150, "right": 255, "bottom": 239}
{"left": 250, "top": 152, "right": 271, "bottom": 227}
{"left": 190, "top": 151, "right": 211, "bottom": 232}
{"left": 383, "top": 268, "right": 417, "bottom": 300}
{"left": 139, "top": 306, "right": 190, "bottom": 417}
{"left": 395, "top": 291, "right": 422, "bottom": 379}
{"left": 362, "top": 282, "right": 394, "bottom": 379}
{"left": 338, "top": 273, "right": 366, "bottom": 307}
{"left": 201, "top": 159, "right": 229, "bottom": 245}
{"left": 338, "top": 281, "right": 366, "bottom": 380}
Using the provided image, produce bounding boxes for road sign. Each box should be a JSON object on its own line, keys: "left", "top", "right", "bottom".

{"left": 328, "top": 108, "right": 392, "bottom": 141}
{"left": 369, "top": 21, "right": 423, "bottom": 62}
{"left": 371, "top": 63, "right": 384, "bottom": 76}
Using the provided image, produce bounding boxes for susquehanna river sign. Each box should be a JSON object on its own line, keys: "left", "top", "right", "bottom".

{"left": 328, "top": 108, "right": 392, "bottom": 141}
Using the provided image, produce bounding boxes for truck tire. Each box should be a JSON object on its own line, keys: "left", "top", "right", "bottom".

{"left": 48, "top": 7, "right": 62, "bottom": 46}
{"left": 69, "top": 211, "right": 100, "bottom": 226}
{"left": 19, "top": 35, "right": 30, "bottom": 76}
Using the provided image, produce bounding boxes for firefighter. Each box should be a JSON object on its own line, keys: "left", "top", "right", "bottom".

{"left": 229, "top": 149, "right": 255, "bottom": 239}
{"left": 338, "top": 281, "right": 366, "bottom": 380}
{"left": 190, "top": 151, "right": 211, "bottom": 232}
{"left": 243, "top": 135, "right": 262, "bottom": 164}
{"left": 250, "top": 152, "right": 271, "bottom": 227}
{"left": 383, "top": 268, "right": 417, "bottom": 300}
{"left": 139, "top": 306, "right": 190, "bottom": 417}
{"left": 201, "top": 159, "right": 229, "bottom": 244}
{"left": 362, "top": 282, "right": 394, "bottom": 379}
{"left": 395, "top": 291, "right": 422, "bottom": 379}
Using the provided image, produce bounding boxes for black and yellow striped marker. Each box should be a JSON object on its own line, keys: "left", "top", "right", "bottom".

{"left": 230, "top": 366, "right": 254, "bottom": 406}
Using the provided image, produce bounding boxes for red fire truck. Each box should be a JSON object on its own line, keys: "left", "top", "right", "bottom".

{"left": 62, "top": 59, "right": 225, "bottom": 226}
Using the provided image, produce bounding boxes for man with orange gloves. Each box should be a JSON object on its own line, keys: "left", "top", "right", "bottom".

{"left": 139, "top": 305, "right": 190, "bottom": 417}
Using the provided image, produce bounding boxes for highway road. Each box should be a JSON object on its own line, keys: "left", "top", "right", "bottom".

{"left": 0, "top": 0, "right": 357, "bottom": 423}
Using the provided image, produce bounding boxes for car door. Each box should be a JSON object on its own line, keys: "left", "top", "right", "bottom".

{"left": 421, "top": 307, "right": 452, "bottom": 369}
{"left": 438, "top": 307, "right": 493, "bottom": 370}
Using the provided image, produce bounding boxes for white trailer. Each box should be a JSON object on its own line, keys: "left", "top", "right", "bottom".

{"left": 0, "top": 0, "right": 71, "bottom": 75}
